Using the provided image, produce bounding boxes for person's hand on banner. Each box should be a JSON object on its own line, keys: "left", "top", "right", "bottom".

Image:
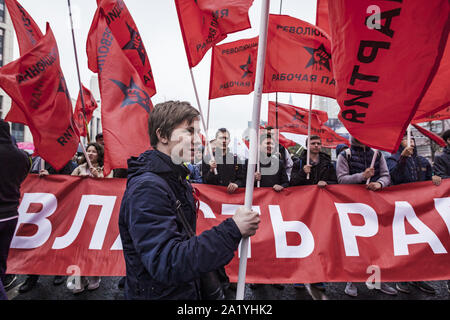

{"left": 39, "top": 169, "right": 49, "bottom": 177}
{"left": 232, "top": 206, "right": 260, "bottom": 237}
{"left": 227, "top": 182, "right": 238, "bottom": 194}
{"left": 432, "top": 175, "right": 442, "bottom": 186}
{"left": 273, "top": 184, "right": 284, "bottom": 192}
{"left": 367, "top": 182, "right": 382, "bottom": 191}
{"left": 317, "top": 181, "right": 328, "bottom": 188}
{"left": 255, "top": 172, "right": 262, "bottom": 182}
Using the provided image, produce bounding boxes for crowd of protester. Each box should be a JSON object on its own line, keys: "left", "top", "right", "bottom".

{"left": 1, "top": 112, "right": 449, "bottom": 300}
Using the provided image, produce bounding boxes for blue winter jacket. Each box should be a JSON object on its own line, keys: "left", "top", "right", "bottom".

{"left": 386, "top": 145, "right": 432, "bottom": 185}
{"left": 118, "top": 149, "right": 242, "bottom": 300}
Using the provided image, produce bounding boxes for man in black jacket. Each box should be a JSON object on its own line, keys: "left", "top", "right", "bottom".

{"left": 0, "top": 119, "right": 31, "bottom": 300}
{"left": 250, "top": 131, "right": 290, "bottom": 191}
{"left": 289, "top": 135, "right": 336, "bottom": 292}
{"left": 202, "top": 128, "right": 245, "bottom": 193}
{"left": 290, "top": 135, "right": 337, "bottom": 187}
{"left": 118, "top": 101, "right": 260, "bottom": 300}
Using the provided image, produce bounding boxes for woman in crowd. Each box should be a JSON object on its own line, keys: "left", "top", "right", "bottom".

{"left": 70, "top": 142, "right": 112, "bottom": 294}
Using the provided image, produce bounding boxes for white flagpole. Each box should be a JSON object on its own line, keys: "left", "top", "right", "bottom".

{"left": 407, "top": 125, "right": 411, "bottom": 148}
{"left": 366, "top": 149, "right": 378, "bottom": 185}
{"left": 189, "top": 68, "right": 218, "bottom": 175}
{"left": 306, "top": 93, "right": 313, "bottom": 179}
{"left": 236, "top": 0, "right": 271, "bottom": 301}
{"left": 67, "top": 0, "right": 90, "bottom": 143}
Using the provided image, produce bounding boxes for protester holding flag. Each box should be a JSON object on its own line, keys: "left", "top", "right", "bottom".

{"left": 387, "top": 133, "right": 437, "bottom": 187}
{"left": 336, "top": 136, "right": 397, "bottom": 297}
{"left": 69, "top": 142, "right": 111, "bottom": 294}
{"left": 118, "top": 101, "right": 260, "bottom": 300}
{"left": 0, "top": 119, "right": 31, "bottom": 300}
{"left": 202, "top": 128, "right": 246, "bottom": 194}
{"left": 249, "top": 130, "right": 289, "bottom": 191}
{"left": 290, "top": 135, "right": 337, "bottom": 188}
{"left": 386, "top": 133, "right": 439, "bottom": 295}
{"left": 72, "top": 143, "right": 111, "bottom": 179}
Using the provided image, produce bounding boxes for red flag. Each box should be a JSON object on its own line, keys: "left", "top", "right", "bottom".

{"left": 259, "top": 125, "right": 298, "bottom": 150}
{"left": 267, "top": 101, "right": 348, "bottom": 149}
{"left": 0, "top": 25, "right": 79, "bottom": 170}
{"left": 87, "top": 0, "right": 156, "bottom": 97}
{"left": 329, "top": 0, "right": 450, "bottom": 153}
{"left": 87, "top": 11, "right": 152, "bottom": 176}
{"left": 412, "top": 124, "right": 446, "bottom": 148}
{"left": 320, "top": 125, "right": 350, "bottom": 149}
{"left": 174, "top": 0, "right": 253, "bottom": 68}
{"left": 413, "top": 106, "right": 450, "bottom": 124}
{"left": 73, "top": 85, "right": 98, "bottom": 137}
{"left": 209, "top": 36, "right": 258, "bottom": 99}
{"left": 263, "top": 14, "right": 336, "bottom": 98}
{"left": 413, "top": 37, "right": 450, "bottom": 121}
{"left": 316, "top": 0, "right": 330, "bottom": 36}
{"left": 4, "top": 0, "right": 44, "bottom": 125}
{"left": 267, "top": 101, "right": 328, "bottom": 135}
{"left": 278, "top": 133, "right": 297, "bottom": 149}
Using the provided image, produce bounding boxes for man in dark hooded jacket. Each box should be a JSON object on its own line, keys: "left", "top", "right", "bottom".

{"left": 0, "top": 119, "right": 30, "bottom": 300}
{"left": 386, "top": 133, "right": 439, "bottom": 294}
{"left": 118, "top": 101, "right": 260, "bottom": 300}
{"left": 387, "top": 134, "right": 434, "bottom": 185}
{"left": 290, "top": 135, "right": 337, "bottom": 187}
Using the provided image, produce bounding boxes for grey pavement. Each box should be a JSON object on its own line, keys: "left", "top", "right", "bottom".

{"left": 5, "top": 275, "right": 450, "bottom": 300}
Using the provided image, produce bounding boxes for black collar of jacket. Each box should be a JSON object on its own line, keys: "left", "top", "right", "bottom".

{"left": 127, "top": 149, "right": 190, "bottom": 182}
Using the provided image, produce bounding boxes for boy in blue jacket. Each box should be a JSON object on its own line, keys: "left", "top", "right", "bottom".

{"left": 118, "top": 101, "right": 260, "bottom": 300}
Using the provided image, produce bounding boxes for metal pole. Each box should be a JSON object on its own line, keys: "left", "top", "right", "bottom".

{"left": 67, "top": 0, "right": 90, "bottom": 143}
{"left": 236, "top": 0, "right": 271, "bottom": 301}
{"left": 306, "top": 93, "right": 313, "bottom": 179}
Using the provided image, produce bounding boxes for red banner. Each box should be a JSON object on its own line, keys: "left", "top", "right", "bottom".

{"left": 209, "top": 36, "right": 258, "bottom": 99}
{"left": 329, "top": 0, "right": 450, "bottom": 153}
{"left": 263, "top": 14, "right": 336, "bottom": 99}
{"left": 87, "top": 11, "right": 152, "bottom": 176}
{"left": 7, "top": 175, "right": 450, "bottom": 283}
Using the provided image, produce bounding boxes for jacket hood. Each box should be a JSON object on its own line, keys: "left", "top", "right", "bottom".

{"left": 126, "top": 149, "right": 189, "bottom": 183}
{"left": 0, "top": 119, "right": 12, "bottom": 145}
{"left": 335, "top": 144, "right": 349, "bottom": 156}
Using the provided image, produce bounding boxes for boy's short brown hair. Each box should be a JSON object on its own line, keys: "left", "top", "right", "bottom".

{"left": 148, "top": 101, "right": 200, "bottom": 148}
